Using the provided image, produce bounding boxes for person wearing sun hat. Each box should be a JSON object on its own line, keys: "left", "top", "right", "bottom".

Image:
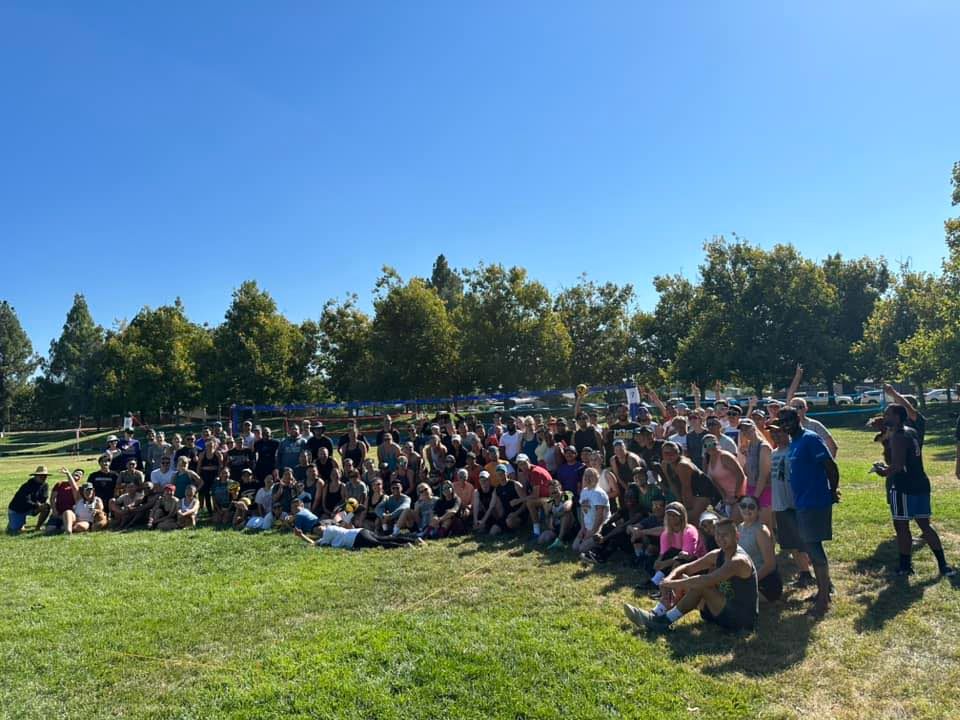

{"left": 7, "top": 466, "right": 52, "bottom": 533}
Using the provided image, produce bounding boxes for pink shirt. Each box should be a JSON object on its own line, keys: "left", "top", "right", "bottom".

{"left": 659, "top": 524, "right": 706, "bottom": 558}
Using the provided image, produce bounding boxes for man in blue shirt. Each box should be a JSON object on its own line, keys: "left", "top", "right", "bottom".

{"left": 771, "top": 407, "right": 840, "bottom": 619}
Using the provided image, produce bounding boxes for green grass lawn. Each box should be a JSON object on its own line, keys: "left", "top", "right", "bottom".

{"left": 1, "top": 419, "right": 959, "bottom": 719}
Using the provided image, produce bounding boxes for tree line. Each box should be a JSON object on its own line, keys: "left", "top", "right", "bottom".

{"left": 1, "top": 162, "right": 957, "bottom": 429}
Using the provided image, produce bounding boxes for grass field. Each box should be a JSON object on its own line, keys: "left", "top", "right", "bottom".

{"left": 1, "top": 418, "right": 959, "bottom": 720}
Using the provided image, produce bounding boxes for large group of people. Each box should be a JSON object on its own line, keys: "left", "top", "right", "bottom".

{"left": 7, "top": 379, "right": 956, "bottom": 634}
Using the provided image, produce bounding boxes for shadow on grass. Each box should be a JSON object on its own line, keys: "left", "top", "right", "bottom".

{"left": 850, "top": 537, "right": 948, "bottom": 631}
{"left": 621, "top": 597, "right": 816, "bottom": 677}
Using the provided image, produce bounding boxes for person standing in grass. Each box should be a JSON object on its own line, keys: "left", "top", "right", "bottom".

{"left": 624, "top": 518, "right": 758, "bottom": 633}
{"left": 7, "top": 466, "right": 51, "bottom": 533}
{"left": 874, "top": 403, "right": 956, "bottom": 578}
{"left": 771, "top": 407, "right": 840, "bottom": 618}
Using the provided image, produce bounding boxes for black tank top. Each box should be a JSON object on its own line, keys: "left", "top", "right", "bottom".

{"left": 324, "top": 484, "right": 345, "bottom": 514}
{"left": 896, "top": 427, "right": 931, "bottom": 495}
{"left": 477, "top": 486, "right": 495, "bottom": 510}
{"left": 716, "top": 549, "right": 758, "bottom": 628}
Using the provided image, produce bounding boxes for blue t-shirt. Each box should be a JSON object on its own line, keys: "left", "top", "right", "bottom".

{"left": 787, "top": 430, "right": 832, "bottom": 510}
{"left": 293, "top": 508, "right": 320, "bottom": 532}
{"left": 556, "top": 462, "right": 585, "bottom": 499}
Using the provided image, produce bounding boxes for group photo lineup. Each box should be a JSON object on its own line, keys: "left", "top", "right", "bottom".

{"left": 2, "top": 2, "right": 959, "bottom": 719}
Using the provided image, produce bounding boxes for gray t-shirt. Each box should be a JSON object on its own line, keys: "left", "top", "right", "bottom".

{"left": 770, "top": 446, "right": 795, "bottom": 512}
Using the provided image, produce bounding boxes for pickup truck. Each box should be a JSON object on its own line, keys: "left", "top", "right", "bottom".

{"left": 797, "top": 391, "right": 853, "bottom": 407}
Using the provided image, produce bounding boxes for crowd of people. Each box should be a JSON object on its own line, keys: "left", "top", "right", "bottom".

{"left": 7, "top": 380, "right": 956, "bottom": 633}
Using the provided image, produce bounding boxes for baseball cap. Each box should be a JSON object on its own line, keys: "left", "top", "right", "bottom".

{"left": 479, "top": 470, "right": 491, "bottom": 480}
{"left": 515, "top": 453, "right": 529, "bottom": 463}
{"left": 637, "top": 425, "right": 654, "bottom": 434}
{"left": 612, "top": 439, "right": 625, "bottom": 447}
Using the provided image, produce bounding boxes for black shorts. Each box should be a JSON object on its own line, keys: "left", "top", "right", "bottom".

{"left": 774, "top": 509, "right": 804, "bottom": 551}
{"left": 700, "top": 603, "right": 756, "bottom": 632}
{"left": 758, "top": 570, "right": 783, "bottom": 602}
{"left": 796, "top": 506, "right": 833, "bottom": 544}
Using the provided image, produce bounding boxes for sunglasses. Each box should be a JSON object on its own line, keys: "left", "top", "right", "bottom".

{"left": 726, "top": 411, "right": 740, "bottom": 417}
{"left": 738, "top": 502, "right": 758, "bottom": 511}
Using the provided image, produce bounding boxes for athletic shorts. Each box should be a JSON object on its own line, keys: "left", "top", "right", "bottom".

{"left": 700, "top": 602, "right": 756, "bottom": 632}
{"left": 758, "top": 570, "right": 783, "bottom": 602}
{"left": 888, "top": 491, "right": 931, "bottom": 521}
{"left": 774, "top": 509, "right": 804, "bottom": 551}
{"left": 796, "top": 506, "right": 832, "bottom": 544}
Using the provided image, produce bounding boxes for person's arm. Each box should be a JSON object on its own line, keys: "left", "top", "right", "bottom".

{"left": 662, "top": 554, "right": 751, "bottom": 592}
{"left": 645, "top": 387, "right": 668, "bottom": 418}
{"left": 754, "top": 445, "right": 771, "bottom": 499}
{"left": 589, "top": 503, "right": 609, "bottom": 537}
{"left": 691, "top": 383, "right": 701, "bottom": 411}
{"left": 663, "top": 549, "right": 721, "bottom": 582}
{"left": 786, "top": 364, "right": 803, "bottom": 401}
{"left": 755, "top": 524, "right": 777, "bottom": 581}
{"left": 188, "top": 470, "right": 204, "bottom": 491}
{"left": 721, "top": 452, "right": 747, "bottom": 493}
{"left": 883, "top": 383, "right": 917, "bottom": 422}
{"left": 823, "top": 454, "right": 841, "bottom": 502}
{"left": 823, "top": 428, "right": 839, "bottom": 460}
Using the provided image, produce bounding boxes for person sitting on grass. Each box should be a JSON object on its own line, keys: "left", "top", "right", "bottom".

{"left": 374, "top": 480, "right": 412, "bottom": 536}
{"left": 118, "top": 458, "right": 145, "bottom": 496}
{"left": 573, "top": 468, "right": 610, "bottom": 557}
{"left": 538, "top": 480, "right": 577, "bottom": 549}
{"left": 63, "top": 479, "right": 108, "bottom": 535}
{"left": 116, "top": 481, "right": 160, "bottom": 530}
{"left": 7, "top": 465, "right": 52, "bottom": 534}
{"left": 177, "top": 484, "right": 200, "bottom": 529}
{"left": 495, "top": 464, "right": 528, "bottom": 532}
{"left": 244, "top": 474, "right": 275, "bottom": 531}
{"left": 698, "top": 510, "right": 720, "bottom": 552}
{"left": 148, "top": 484, "right": 181, "bottom": 531}
{"left": 624, "top": 518, "right": 758, "bottom": 633}
{"left": 629, "top": 498, "right": 667, "bottom": 571}
{"left": 517, "top": 454, "right": 552, "bottom": 538}
{"left": 647, "top": 502, "right": 706, "bottom": 596}
{"left": 472, "top": 471, "right": 504, "bottom": 536}
{"left": 397, "top": 483, "right": 436, "bottom": 536}
{"left": 425, "top": 481, "right": 462, "bottom": 538}
{"left": 581, "top": 481, "right": 647, "bottom": 564}
{"left": 46, "top": 467, "right": 85, "bottom": 534}
{"left": 736, "top": 495, "right": 783, "bottom": 601}
{"left": 110, "top": 479, "right": 146, "bottom": 529}
{"left": 452, "top": 468, "right": 474, "bottom": 524}
{"left": 343, "top": 469, "right": 369, "bottom": 526}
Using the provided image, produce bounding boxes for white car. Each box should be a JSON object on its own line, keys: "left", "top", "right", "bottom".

{"left": 925, "top": 389, "right": 952, "bottom": 403}
{"left": 799, "top": 391, "right": 854, "bottom": 407}
{"left": 860, "top": 390, "right": 887, "bottom": 406}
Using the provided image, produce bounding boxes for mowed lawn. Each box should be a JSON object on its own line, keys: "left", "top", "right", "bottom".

{"left": 1, "top": 420, "right": 959, "bottom": 720}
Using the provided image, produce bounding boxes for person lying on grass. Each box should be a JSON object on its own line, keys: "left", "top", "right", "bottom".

{"left": 293, "top": 523, "right": 424, "bottom": 550}
{"left": 624, "top": 517, "right": 758, "bottom": 633}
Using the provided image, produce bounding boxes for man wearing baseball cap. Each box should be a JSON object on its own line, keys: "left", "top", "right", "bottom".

{"left": 7, "top": 466, "right": 51, "bottom": 533}
{"left": 517, "top": 454, "right": 552, "bottom": 538}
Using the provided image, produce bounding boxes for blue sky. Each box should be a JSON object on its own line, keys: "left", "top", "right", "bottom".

{"left": 2, "top": 1, "right": 958, "bottom": 354}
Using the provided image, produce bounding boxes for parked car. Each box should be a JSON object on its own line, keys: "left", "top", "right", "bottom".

{"left": 798, "top": 391, "right": 853, "bottom": 407}
{"left": 860, "top": 390, "right": 886, "bottom": 406}
{"left": 925, "top": 389, "right": 952, "bottom": 403}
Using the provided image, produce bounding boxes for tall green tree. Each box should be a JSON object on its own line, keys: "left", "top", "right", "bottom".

{"left": 671, "top": 237, "right": 839, "bottom": 396}
{"left": 820, "top": 255, "right": 890, "bottom": 394}
{"left": 554, "top": 276, "right": 636, "bottom": 385}
{"left": 455, "top": 263, "right": 572, "bottom": 393}
{"left": 45, "top": 293, "right": 105, "bottom": 419}
{"left": 317, "top": 295, "right": 373, "bottom": 401}
{"left": 428, "top": 254, "right": 464, "bottom": 313}
{"left": 207, "top": 281, "right": 311, "bottom": 405}
{"left": 366, "top": 271, "right": 460, "bottom": 398}
{"left": 0, "top": 301, "right": 41, "bottom": 429}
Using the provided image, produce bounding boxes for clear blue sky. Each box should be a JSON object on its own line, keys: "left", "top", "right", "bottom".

{"left": 2, "top": 1, "right": 958, "bottom": 355}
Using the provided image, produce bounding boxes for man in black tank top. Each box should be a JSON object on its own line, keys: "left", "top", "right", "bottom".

{"left": 623, "top": 519, "right": 758, "bottom": 633}
{"left": 875, "top": 404, "right": 955, "bottom": 577}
